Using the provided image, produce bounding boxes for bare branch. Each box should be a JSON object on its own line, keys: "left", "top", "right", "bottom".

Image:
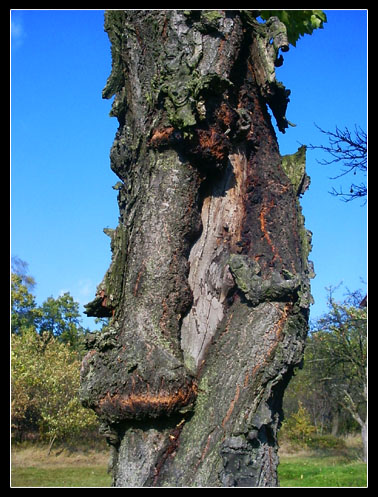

{"left": 340, "top": 389, "right": 364, "bottom": 428}
{"left": 308, "top": 124, "right": 367, "bottom": 202}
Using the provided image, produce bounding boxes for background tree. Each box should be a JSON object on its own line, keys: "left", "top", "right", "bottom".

{"left": 36, "top": 293, "right": 88, "bottom": 351}
{"left": 282, "top": 340, "right": 336, "bottom": 434}
{"left": 80, "top": 10, "right": 325, "bottom": 487}
{"left": 11, "top": 257, "right": 89, "bottom": 353}
{"left": 283, "top": 289, "right": 367, "bottom": 459}
{"left": 11, "top": 256, "right": 39, "bottom": 333}
{"left": 310, "top": 289, "right": 367, "bottom": 460}
{"left": 11, "top": 273, "right": 40, "bottom": 334}
{"left": 11, "top": 256, "right": 36, "bottom": 290}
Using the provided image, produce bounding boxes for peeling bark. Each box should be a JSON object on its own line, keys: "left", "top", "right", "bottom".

{"left": 80, "top": 10, "right": 314, "bottom": 487}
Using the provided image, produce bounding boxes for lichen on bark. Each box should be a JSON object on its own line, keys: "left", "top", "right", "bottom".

{"left": 80, "top": 10, "right": 314, "bottom": 487}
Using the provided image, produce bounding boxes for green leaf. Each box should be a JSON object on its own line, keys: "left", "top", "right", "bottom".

{"left": 259, "top": 10, "right": 327, "bottom": 47}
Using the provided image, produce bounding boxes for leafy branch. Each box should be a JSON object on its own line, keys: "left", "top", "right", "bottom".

{"left": 259, "top": 10, "right": 327, "bottom": 47}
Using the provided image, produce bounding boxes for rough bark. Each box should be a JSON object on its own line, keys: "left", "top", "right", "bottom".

{"left": 80, "top": 10, "right": 314, "bottom": 487}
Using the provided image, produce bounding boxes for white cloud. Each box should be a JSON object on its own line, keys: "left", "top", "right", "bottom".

{"left": 77, "top": 278, "right": 95, "bottom": 301}
{"left": 11, "top": 13, "right": 25, "bottom": 49}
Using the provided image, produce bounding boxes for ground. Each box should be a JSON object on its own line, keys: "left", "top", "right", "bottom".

{"left": 11, "top": 435, "right": 366, "bottom": 487}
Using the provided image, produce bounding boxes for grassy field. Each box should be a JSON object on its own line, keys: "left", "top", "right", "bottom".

{"left": 11, "top": 444, "right": 112, "bottom": 487}
{"left": 278, "top": 435, "right": 367, "bottom": 487}
{"left": 278, "top": 455, "right": 366, "bottom": 487}
{"left": 12, "top": 466, "right": 111, "bottom": 487}
{"left": 11, "top": 438, "right": 367, "bottom": 487}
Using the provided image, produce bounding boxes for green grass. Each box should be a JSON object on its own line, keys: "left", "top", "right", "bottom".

{"left": 11, "top": 442, "right": 112, "bottom": 487}
{"left": 11, "top": 466, "right": 112, "bottom": 487}
{"left": 13, "top": 457, "right": 366, "bottom": 488}
{"left": 278, "top": 455, "right": 367, "bottom": 487}
{"left": 12, "top": 440, "right": 367, "bottom": 487}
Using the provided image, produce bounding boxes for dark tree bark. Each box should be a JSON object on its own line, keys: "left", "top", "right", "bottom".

{"left": 80, "top": 10, "right": 314, "bottom": 487}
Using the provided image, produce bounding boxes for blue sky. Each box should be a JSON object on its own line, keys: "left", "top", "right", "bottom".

{"left": 11, "top": 10, "right": 367, "bottom": 330}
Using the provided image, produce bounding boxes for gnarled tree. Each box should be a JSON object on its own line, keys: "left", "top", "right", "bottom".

{"left": 80, "top": 10, "right": 318, "bottom": 487}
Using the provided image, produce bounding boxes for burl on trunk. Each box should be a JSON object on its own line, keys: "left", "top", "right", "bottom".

{"left": 80, "top": 10, "right": 314, "bottom": 487}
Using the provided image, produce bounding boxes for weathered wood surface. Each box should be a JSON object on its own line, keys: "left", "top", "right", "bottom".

{"left": 80, "top": 10, "right": 314, "bottom": 487}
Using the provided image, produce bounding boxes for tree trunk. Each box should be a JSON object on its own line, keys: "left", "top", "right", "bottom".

{"left": 361, "top": 421, "right": 367, "bottom": 464}
{"left": 80, "top": 10, "right": 314, "bottom": 487}
{"left": 331, "top": 409, "right": 339, "bottom": 437}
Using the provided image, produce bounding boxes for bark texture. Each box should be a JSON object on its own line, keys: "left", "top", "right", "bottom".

{"left": 80, "top": 10, "right": 314, "bottom": 487}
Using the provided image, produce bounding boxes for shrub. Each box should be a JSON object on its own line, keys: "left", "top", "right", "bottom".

{"left": 280, "top": 402, "right": 316, "bottom": 446}
{"left": 11, "top": 328, "right": 99, "bottom": 445}
{"left": 306, "top": 434, "right": 346, "bottom": 451}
